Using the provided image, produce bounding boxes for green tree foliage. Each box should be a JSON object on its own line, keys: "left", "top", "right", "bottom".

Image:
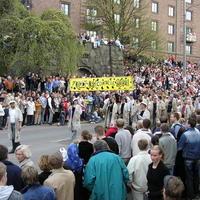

{"left": 85, "top": 0, "right": 162, "bottom": 56}
{"left": 0, "top": 0, "right": 82, "bottom": 75}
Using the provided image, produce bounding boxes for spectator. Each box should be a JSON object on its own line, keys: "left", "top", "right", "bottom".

{"left": 159, "top": 123, "right": 177, "bottom": 175}
{"left": 44, "top": 152, "right": 75, "bottom": 200}
{"left": 15, "top": 145, "right": 35, "bottom": 169}
{"left": 38, "top": 155, "right": 52, "bottom": 185}
{"left": 105, "top": 122, "right": 118, "bottom": 138}
{"left": 0, "top": 100, "right": 5, "bottom": 130}
{"left": 178, "top": 116, "right": 200, "bottom": 199}
{"left": 163, "top": 175, "right": 184, "bottom": 200}
{"left": 170, "top": 112, "right": 182, "bottom": 138}
{"left": 0, "top": 162, "right": 23, "bottom": 200}
{"left": 115, "top": 119, "right": 132, "bottom": 164}
{"left": 83, "top": 140, "right": 129, "bottom": 200}
{"left": 95, "top": 125, "right": 119, "bottom": 155}
{"left": 64, "top": 143, "right": 83, "bottom": 200}
{"left": 127, "top": 139, "right": 152, "bottom": 200}
{"left": 0, "top": 144, "right": 24, "bottom": 191}
{"left": 34, "top": 97, "right": 42, "bottom": 125}
{"left": 26, "top": 97, "right": 35, "bottom": 126}
{"left": 131, "top": 119, "right": 152, "bottom": 156}
{"left": 147, "top": 145, "right": 169, "bottom": 200}
{"left": 137, "top": 102, "right": 150, "bottom": 120}
{"left": 21, "top": 166, "right": 56, "bottom": 200}
{"left": 78, "top": 130, "right": 93, "bottom": 165}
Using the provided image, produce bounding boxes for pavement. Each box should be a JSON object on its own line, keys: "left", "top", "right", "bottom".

{"left": 0, "top": 122, "right": 102, "bottom": 168}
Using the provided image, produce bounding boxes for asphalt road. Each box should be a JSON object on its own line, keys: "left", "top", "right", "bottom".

{"left": 0, "top": 122, "right": 101, "bottom": 168}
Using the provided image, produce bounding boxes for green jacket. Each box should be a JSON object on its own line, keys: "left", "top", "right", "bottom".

{"left": 83, "top": 151, "right": 129, "bottom": 200}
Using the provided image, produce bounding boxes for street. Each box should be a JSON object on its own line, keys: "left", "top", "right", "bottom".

{"left": 0, "top": 122, "right": 101, "bottom": 167}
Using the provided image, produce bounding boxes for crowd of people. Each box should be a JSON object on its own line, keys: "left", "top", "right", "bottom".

{"left": 80, "top": 33, "right": 124, "bottom": 50}
{"left": 0, "top": 59, "right": 200, "bottom": 199}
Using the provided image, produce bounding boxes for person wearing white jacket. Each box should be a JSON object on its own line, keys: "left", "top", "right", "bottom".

{"left": 0, "top": 100, "right": 5, "bottom": 130}
{"left": 127, "top": 139, "right": 152, "bottom": 200}
{"left": 26, "top": 97, "right": 35, "bottom": 125}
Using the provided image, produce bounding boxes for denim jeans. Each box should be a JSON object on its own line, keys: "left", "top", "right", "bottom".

{"left": 168, "top": 167, "right": 174, "bottom": 175}
{"left": 184, "top": 159, "right": 200, "bottom": 199}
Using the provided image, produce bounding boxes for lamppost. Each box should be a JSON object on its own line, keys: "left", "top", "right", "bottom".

{"left": 183, "top": 0, "right": 187, "bottom": 87}
{"left": 109, "top": 40, "right": 113, "bottom": 76}
{"left": 183, "top": 1, "right": 200, "bottom": 87}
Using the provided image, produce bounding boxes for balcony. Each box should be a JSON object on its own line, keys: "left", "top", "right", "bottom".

{"left": 186, "top": 32, "right": 197, "bottom": 43}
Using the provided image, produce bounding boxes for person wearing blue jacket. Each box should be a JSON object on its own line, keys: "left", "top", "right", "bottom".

{"left": 21, "top": 166, "right": 56, "bottom": 200}
{"left": 83, "top": 140, "right": 129, "bottom": 200}
{"left": 0, "top": 145, "right": 24, "bottom": 191}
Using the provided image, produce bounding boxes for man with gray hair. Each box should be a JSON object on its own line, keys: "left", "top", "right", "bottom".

{"left": 84, "top": 140, "right": 129, "bottom": 200}
{"left": 0, "top": 162, "right": 23, "bottom": 200}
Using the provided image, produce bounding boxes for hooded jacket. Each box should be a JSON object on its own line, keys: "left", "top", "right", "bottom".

{"left": 0, "top": 185, "right": 22, "bottom": 200}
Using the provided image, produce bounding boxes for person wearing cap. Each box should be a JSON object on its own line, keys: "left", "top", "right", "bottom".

{"left": 163, "top": 175, "right": 184, "bottom": 200}
{"left": 5, "top": 100, "right": 23, "bottom": 153}
{"left": 137, "top": 101, "right": 150, "bottom": 120}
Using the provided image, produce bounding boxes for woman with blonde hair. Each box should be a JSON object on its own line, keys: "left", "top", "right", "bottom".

{"left": 38, "top": 155, "right": 52, "bottom": 185}
{"left": 15, "top": 145, "right": 35, "bottom": 169}
{"left": 147, "top": 145, "right": 169, "bottom": 200}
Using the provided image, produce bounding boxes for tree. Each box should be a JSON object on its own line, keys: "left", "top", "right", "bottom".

{"left": 0, "top": 0, "right": 82, "bottom": 75}
{"left": 84, "top": 0, "right": 162, "bottom": 56}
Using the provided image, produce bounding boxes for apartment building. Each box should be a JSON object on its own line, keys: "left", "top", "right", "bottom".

{"left": 24, "top": 0, "right": 200, "bottom": 62}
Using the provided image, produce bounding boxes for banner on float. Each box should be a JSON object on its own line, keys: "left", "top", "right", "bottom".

{"left": 69, "top": 76, "right": 134, "bottom": 91}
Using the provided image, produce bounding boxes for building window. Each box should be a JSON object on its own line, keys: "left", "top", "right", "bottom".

{"left": 133, "top": 37, "right": 139, "bottom": 48}
{"left": 151, "top": 40, "right": 157, "bottom": 49}
{"left": 114, "top": 0, "right": 121, "bottom": 4}
{"left": 168, "top": 6, "right": 174, "bottom": 17}
{"left": 168, "top": 24, "right": 174, "bottom": 35}
{"left": 185, "top": 45, "right": 192, "bottom": 54}
{"left": 86, "top": 8, "right": 97, "bottom": 17}
{"left": 186, "top": 10, "right": 192, "bottom": 21}
{"left": 186, "top": 27, "right": 192, "bottom": 34}
{"left": 134, "top": 0, "right": 140, "bottom": 8}
{"left": 61, "top": 2, "right": 70, "bottom": 16}
{"left": 134, "top": 18, "right": 140, "bottom": 28}
{"left": 168, "top": 42, "right": 174, "bottom": 52}
{"left": 151, "top": 21, "right": 158, "bottom": 31}
{"left": 86, "top": 8, "right": 97, "bottom": 23}
{"left": 185, "top": 0, "right": 192, "bottom": 3}
{"left": 86, "top": 31, "right": 97, "bottom": 37}
{"left": 114, "top": 14, "right": 120, "bottom": 24}
{"left": 152, "top": 2, "right": 158, "bottom": 13}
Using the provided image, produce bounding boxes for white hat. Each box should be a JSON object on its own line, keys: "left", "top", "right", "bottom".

{"left": 9, "top": 100, "right": 16, "bottom": 104}
{"left": 140, "top": 101, "right": 147, "bottom": 106}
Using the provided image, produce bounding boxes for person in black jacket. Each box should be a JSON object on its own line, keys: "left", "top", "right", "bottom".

{"left": 147, "top": 145, "right": 169, "bottom": 200}
{"left": 95, "top": 125, "right": 119, "bottom": 155}
{"left": 0, "top": 144, "right": 24, "bottom": 191}
{"left": 78, "top": 130, "right": 94, "bottom": 165}
{"left": 38, "top": 155, "right": 52, "bottom": 185}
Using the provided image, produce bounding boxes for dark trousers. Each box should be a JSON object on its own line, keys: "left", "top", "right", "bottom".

{"left": 184, "top": 159, "right": 200, "bottom": 199}
{"left": 27, "top": 115, "right": 34, "bottom": 125}
{"left": 0, "top": 116, "right": 3, "bottom": 129}
{"left": 22, "top": 112, "right": 27, "bottom": 126}
{"left": 2, "top": 109, "right": 9, "bottom": 127}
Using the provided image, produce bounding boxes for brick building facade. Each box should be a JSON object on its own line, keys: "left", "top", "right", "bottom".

{"left": 28, "top": 0, "right": 200, "bottom": 62}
